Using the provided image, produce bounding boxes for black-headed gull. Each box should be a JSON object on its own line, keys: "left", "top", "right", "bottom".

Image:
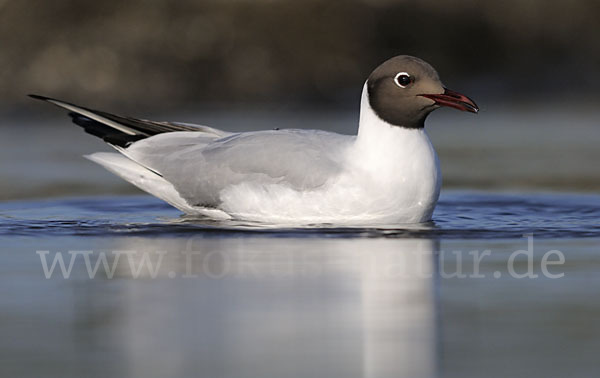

{"left": 31, "top": 55, "right": 478, "bottom": 225}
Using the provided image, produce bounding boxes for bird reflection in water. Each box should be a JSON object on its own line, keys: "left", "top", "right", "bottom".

{"left": 74, "top": 237, "right": 440, "bottom": 378}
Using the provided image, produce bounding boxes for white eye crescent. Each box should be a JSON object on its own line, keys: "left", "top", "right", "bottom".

{"left": 394, "top": 72, "right": 412, "bottom": 88}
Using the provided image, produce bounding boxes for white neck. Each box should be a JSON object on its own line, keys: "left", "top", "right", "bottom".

{"left": 355, "top": 83, "right": 429, "bottom": 156}
{"left": 348, "top": 83, "right": 441, "bottom": 222}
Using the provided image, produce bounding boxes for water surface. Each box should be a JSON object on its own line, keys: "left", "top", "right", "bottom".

{"left": 2, "top": 105, "right": 600, "bottom": 377}
{"left": 1, "top": 192, "right": 599, "bottom": 378}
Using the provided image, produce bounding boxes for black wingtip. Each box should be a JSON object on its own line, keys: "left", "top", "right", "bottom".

{"left": 28, "top": 94, "right": 52, "bottom": 101}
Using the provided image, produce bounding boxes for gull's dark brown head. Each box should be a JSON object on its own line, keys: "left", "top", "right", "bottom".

{"left": 367, "top": 55, "right": 478, "bottom": 129}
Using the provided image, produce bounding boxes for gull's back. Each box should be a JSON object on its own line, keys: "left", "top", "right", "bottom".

{"left": 125, "top": 128, "right": 354, "bottom": 207}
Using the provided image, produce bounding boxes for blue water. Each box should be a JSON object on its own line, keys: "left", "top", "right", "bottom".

{"left": 2, "top": 192, "right": 600, "bottom": 377}
{"left": 2, "top": 107, "right": 600, "bottom": 377}
{"left": 2, "top": 191, "right": 599, "bottom": 238}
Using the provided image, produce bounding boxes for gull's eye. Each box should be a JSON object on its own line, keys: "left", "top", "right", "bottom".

{"left": 394, "top": 72, "right": 412, "bottom": 88}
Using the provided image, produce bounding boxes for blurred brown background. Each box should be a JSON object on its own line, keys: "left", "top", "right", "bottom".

{"left": 1, "top": 0, "right": 600, "bottom": 199}
{"left": 1, "top": 0, "right": 599, "bottom": 111}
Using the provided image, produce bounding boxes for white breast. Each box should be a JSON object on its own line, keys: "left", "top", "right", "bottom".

{"left": 344, "top": 83, "right": 442, "bottom": 223}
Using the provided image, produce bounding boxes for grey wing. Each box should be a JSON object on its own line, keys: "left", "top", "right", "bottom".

{"left": 126, "top": 129, "right": 354, "bottom": 207}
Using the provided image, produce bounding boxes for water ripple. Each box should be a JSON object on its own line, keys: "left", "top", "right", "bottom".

{"left": 1, "top": 191, "right": 599, "bottom": 239}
